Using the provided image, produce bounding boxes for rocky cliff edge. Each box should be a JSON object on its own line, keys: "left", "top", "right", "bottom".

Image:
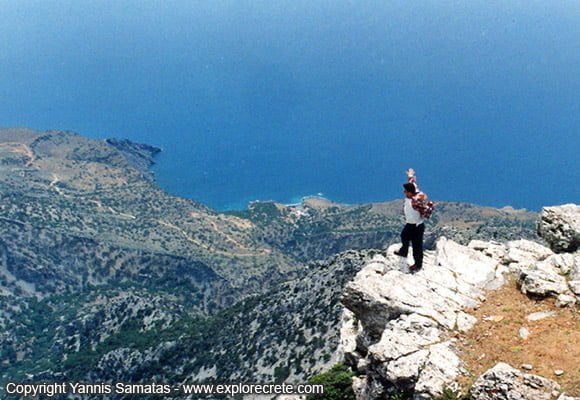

{"left": 338, "top": 204, "right": 579, "bottom": 400}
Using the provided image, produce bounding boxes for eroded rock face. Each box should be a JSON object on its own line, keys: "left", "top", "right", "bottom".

{"left": 508, "top": 240, "right": 579, "bottom": 300}
{"left": 522, "top": 253, "right": 579, "bottom": 299}
{"left": 470, "top": 362, "right": 560, "bottom": 400}
{"left": 340, "top": 237, "right": 504, "bottom": 399}
{"left": 339, "top": 207, "right": 580, "bottom": 399}
{"left": 537, "top": 204, "right": 580, "bottom": 253}
{"left": 468, "top": 236, "right": 579, "bottom": 302}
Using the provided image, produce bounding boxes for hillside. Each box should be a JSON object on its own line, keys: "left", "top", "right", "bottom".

{"left": 0, "top": 128, "right": 542, "bottom": 398}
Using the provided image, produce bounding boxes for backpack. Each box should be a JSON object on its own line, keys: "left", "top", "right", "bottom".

{"left": 412, "top": 193, "right": 435, "bottom": 219}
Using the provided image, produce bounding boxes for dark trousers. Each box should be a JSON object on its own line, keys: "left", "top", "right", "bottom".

{"left": 399, "top": 223, "right": 425, "bottom": 268}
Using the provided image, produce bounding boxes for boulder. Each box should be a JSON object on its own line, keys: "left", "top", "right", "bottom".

{"left": 519, "top": 268, "right": 569, "bottom": 297}
{"left": 511, "top": 238, "right": 580, "bottom": 301}
{"left": 556, "top": 294, "right": 576, "bottom": 307}
{"left": 540, "top": 254, "right": 578, "bottom": 275}
{"left": 470, "top": 362, "right": 561, "bottom": 400}
{"left": 414, "top": 342, "right": 462, "bottom": 399}
{"left": 436, "top": 238, "right": 504, "bottom": 290}
{"left": 537, "top": 204, "right": 580, "bottom": 253}
{"left": 519, "top": 327, "right": 530, "bottom": 340}
{"left": 504, "top": 239, "right": 554, "bottom": 266}
{"left": 526, "top": 311, "right": 556, "bottom": 322}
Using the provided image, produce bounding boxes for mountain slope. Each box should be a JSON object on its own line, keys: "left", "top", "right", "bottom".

{"left": 0, "top": 128, "right": 541, "bottom": 397}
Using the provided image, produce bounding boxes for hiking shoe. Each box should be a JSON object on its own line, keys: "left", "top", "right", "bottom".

{"left": 394, "top": 249, "right": 407, "bottom": 257}
{"left": 409, "top": 264, "right": 422, "bottom": 273}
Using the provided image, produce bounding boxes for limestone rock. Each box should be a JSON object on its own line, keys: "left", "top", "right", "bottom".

{"left": 568, "top": 280, "right": 580, "bottom": 296}
{"left": 456, "top": 312, "right": 477, "bottom": 333}
{"left": 338, "top": 209, "right": 580, "bottom": 400}
{"left": 340, "top": 237, "right": 500, "bottom": 399}
{"left": 468, "top": 240, "right": 507, "bottom": 261}
{"left": 514, "top": 242, "right": 579, "bottom": 300}
{"left": 540, "top": 253, "right": 578, "bottom": 275}
{"left": 569, "top": 258, "right": 580, "bottom": 293}
{"left": 556, "top": 294, "right": 576, "bottom": 307}
{"left": 435, "top": 237, "right": 504, "bottom": 290}
{"left": 519, "top": 268, "right": 569, "bottom": 297}
{"left": 558, "top": 393, "right": 580, "bottom": 400}
{"left": 470, "top": 362, "right": 561, "bottom": 400}
{"left": 537, "top": 204, "right": 580, "bottom": 253}
{"left": 483, "top": 315, "right": 504, "bottom": 322}
{"left": 505, "top": 239, "right": 554, "bottom": 266}
{"left": 356, "top": 358, "right": 369, "bottom": 374}
{"left": 519, "top": 327, "right": 530, "bottom": 340}
{"left": 341, "top": 258, "right": 405, "bottom": 341}
{"left": 352, "top": 376, "right": 367, "bottom": 400}
{"left": 384, "top": 349, "right": 429, "bottom": 383}
{"left": 414, "top": 342, "right": 462, "bottom": 398}
{"left": 368, "top": 314, "right": 440, "bottom": 363}
{"left": 526, "top": 311, "right": 556, "bottom": 322}
{"left": 352, "top": 375, "right": 385, "bottom": 400}
{"left": 336, "top": 309, "right": 358, "bottom": 362}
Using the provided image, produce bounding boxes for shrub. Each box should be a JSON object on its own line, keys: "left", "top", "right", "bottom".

{"left": 307, "top": 363, "right": 354, "bottom": 400}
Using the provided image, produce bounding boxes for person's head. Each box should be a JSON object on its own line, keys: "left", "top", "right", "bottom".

{"left": 403, "top": 183, "right": 416, "bottom": 198}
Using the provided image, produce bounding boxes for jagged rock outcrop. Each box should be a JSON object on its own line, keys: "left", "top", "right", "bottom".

{"left": 532, "top": 204, "right": 580, "bottom": 298}
{"left": 470, "top": 362, "right": 561, "bottom": 400}
{"left": 471, "top": 230, "right": 579, "bottom": 302}
{"left": 537, "top": 204, "right": 580, "bottom": 253}
{"left": 338, "top": 204, "right": 579, "bottom": 400}
{"left": 340, "top": 237, "right": 503, "bottom": 399}
{"left": 518, "top": 205, "right": 580, "bottom": 299}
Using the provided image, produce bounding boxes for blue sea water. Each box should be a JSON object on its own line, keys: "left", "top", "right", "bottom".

{"left": 1, "top": 0, "right": 578, "bottom": 211}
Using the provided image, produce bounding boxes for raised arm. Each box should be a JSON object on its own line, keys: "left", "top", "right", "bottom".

{"left": 406, "top": 168, "right": 418, "bottom": 189}
{"left": 406, "top": 168, "right": 426, "bottom": 200}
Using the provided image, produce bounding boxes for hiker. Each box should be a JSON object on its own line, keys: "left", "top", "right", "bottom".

{"left": 394, "top": 168, "right": 428, "bottom": 273}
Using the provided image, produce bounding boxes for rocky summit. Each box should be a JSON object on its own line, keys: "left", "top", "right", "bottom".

{"left": 338, "top": 204, "right": 579, "bottom": 400}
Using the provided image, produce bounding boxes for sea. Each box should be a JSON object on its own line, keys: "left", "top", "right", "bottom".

{"left": 1, "top": 0, "right": 578, "bottom": 211}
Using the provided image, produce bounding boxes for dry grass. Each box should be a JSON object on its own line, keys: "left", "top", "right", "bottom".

{"left": 454, "top": 281, "right": 579, "bottom": 395}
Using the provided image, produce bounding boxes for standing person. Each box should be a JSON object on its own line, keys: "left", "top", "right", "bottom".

{"left": 394, "top": 168, "right": 425, "bottom": 272}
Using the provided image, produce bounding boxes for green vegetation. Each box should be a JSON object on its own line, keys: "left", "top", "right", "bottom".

{"left": 434, "top": 387, "right": 470, "bottom": 400}
{"left": 307, "top": 363, "right": 355, "bottom": 400}
{"left": 305, "top": 366, "right": 468, "bottom": 400}
{"left": 387, "top": 393, "right": 411, "bottom": 400}
{"left": 0, "top": 128, "right": 540, "bottom": 392}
